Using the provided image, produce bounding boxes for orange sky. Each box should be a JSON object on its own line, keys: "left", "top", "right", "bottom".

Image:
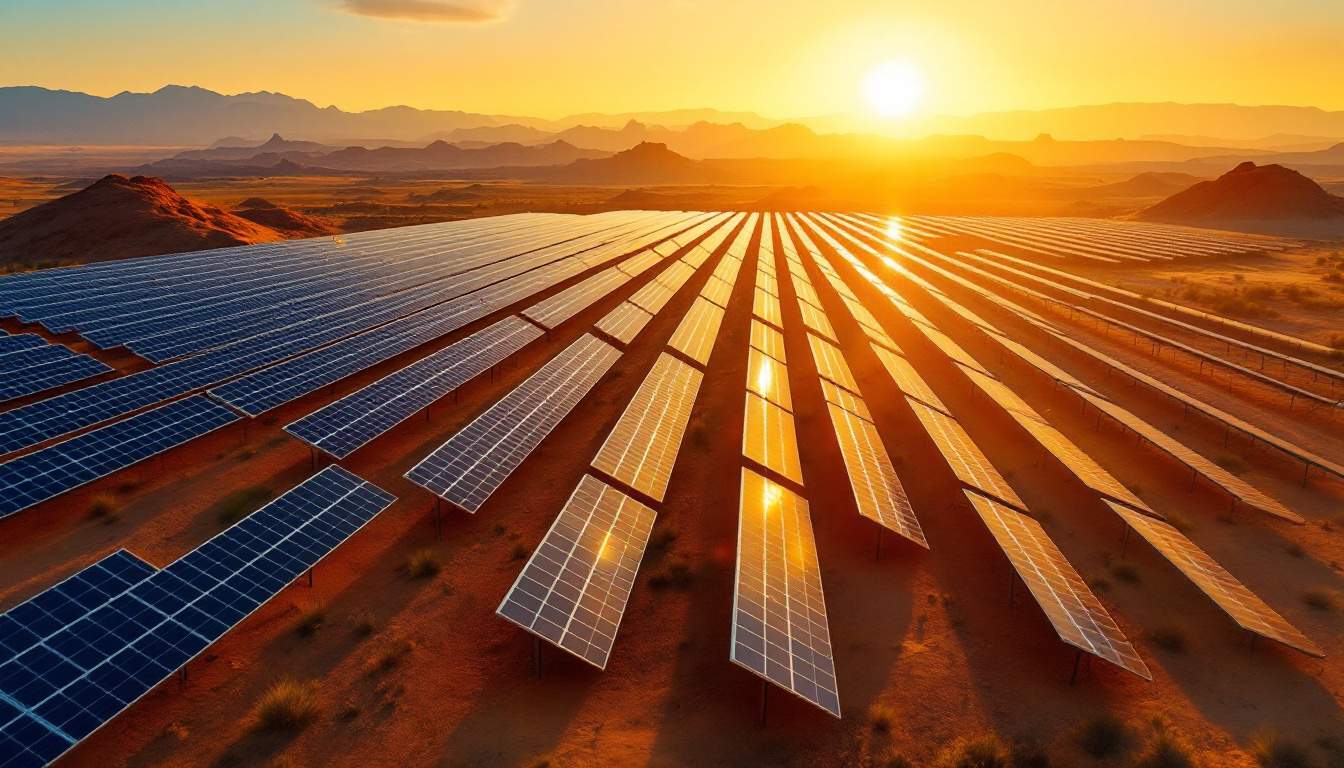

{"left": 4, "top": 0, "right": 1343, "bottom": 125}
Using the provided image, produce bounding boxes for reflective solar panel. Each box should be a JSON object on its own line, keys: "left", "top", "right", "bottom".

{"left": 406, "top": 334, "right": 621, "bottom": 512}
{"left": 1078, "top": 392, "right": 1299, "bottom": 523}
{"left": 742, "top": 392, "right": 804, "bottom": 486}
{"left": 870, "top": 344, "right": 948, "bottom": 414}
{"left": 0, "top": 466, "right": 394, "bottom": 768}
{"left": 731, "top": 468, "right": 840, "bottom": 717}
{"left": 522, "top": 267, "right": 631, "bottom": 329}
{"left": 0, "top": 344, "right": 73, "bottom": 374}
{"left": 965, "top": 490, "right": 1151, "bottom": 679}
{"left": 1011, "top": 415, "right": 1154, "bottom": 514}
{"left": 285, "top": 317, "right": 541, "bottom": 459}
{"left": 666, "top": 298, "right": 725, "bottom": 368}
{"left": 594, "top": 301, "right": 654, "bottom": 347}
{"left": 819, "top": 378, "right": 871, "bottom": 421}
{"left": 749, "top": 319, "right": 787, "bottom": 363}
{"left": 908, "top": 399, "right": 1025, "bottom": 509}
{"left": 805, "top": 333, "right": 860, "bottom": 393}
{"left": 0, "top": 396, "right": 240, "bottom": 519}
{"left": 752, "top": 288, "right": 783, "bottom": 328}
{"left": 797, "top": 302, "right": 837, "bottom": 342}
{"left": 699, "top": 275, "right": 735, "bottom": 309}
{"left": 826, "top": 403, "right": 926, "bottom": 547}
{"left": 591, "top": 354, "right": 702, "bottom": 502}
{"left": 616, "top": 251, "right": 662, "bottom": 278}
{"left": 1103, "top": 500, "right": 1322, "bottom": 658}
{"left": 712, "top": 255, "right": 744, "bottom": 286}
{"left": 628, "top": 278, "right": 680, "bottom": 315}
{"left": 497, "top": 475, "right": 656, "bottom": 669}
{"left": 746, "top": 348, "right": 792, "bottom": 411}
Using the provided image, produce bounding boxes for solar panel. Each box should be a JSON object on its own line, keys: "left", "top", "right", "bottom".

{"left": 870, "top": 344, "right": 948, "bottom": 414}
{"left": 616, "top": 251, "right": 662, "bottom": 278}
{"left": 712, "top": 255, "right": 744, "bottom": 286}
{"left": 756, "top": 271, "right": 780, "bottom": 298}
{"left": 746, "top": 348, "right": 792, "bottom": 411}
{"left": 628, "top": 278, "right": 680, "bottom": 315}
{"left": 1102, "top": 501, "right": 1322, "bottom": 657}
{"left": 699, "top": 275, "right": 735, "bottom": 308}
{"left": 285, "top": 317, "right": 541, "bottom": 459}
{"left": 1011, "top": 415, "right": 1154, "bottom": 514}
{"left": 918, "top": 325, "right": 992, "bottom": 377}
{"left": 742, "top": 392, "right": 804, "bottom": 486}
{"left": 749, "top": 319, "right": 787, "bottom": 363}
{"left": 522, "top": 267, "right": 631, "bottom": 329}
{"left": 731, "top": 468, "right": 840, "bottom": 717}
{"left": 0, "top": 355, "right": 113, "bottom": 403}
{"left": 406, "top": 333, "right": 621, "bottom": 512}
{"left": 0, "top": 466, "right": 394, "bottom": 768}
{"left": 908, "top": 399, "right": 1025, "bottom": 509}
{"left": 0, "top": 344, "right": 72, "bottom": 374}
{"left": 797, "top": 302, "right": 837, "bottom": 342}
{"left": 791, "top": 279, "right": 822, "bottom": 307}
{"left": 826, "top": 403, "right": 926, "bottom": 547}
{"left": 805, "top": 334, "right": 860, "bottom": 393}
{"left": 0, "top": 334, "right": 46, "bottom": 355}
{"left": 965, "top": 490, "right": 1151, "bottom": 679}
{"left": 819, "top": 378, "right": 872, "bottom": 421}
{"left": 1079, "top": 392, "right": 1300, "bottom": 523}
{"left": 497, "top": 475, "right": 656, "bottom": 669}
{"left": 0, "top": 551, "right": 156, "bottom": 664}
{"left": 594, "top": 301, "right": 654, "bottom": 347}
{"left": 666, "top": 298, "right": 725, "bottom": 368}
{"left": 752, "top": 288, "right": 783, "bottom": 328}
{"left": 0, "top": 396, "right": 240, "bottom": 519}
{"left": 591, "top": 354, "right": 702, "bottom": 502}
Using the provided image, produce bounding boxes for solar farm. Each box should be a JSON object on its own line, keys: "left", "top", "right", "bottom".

{"left": 1, "top": 210, "right": 1341, "bottom": 765}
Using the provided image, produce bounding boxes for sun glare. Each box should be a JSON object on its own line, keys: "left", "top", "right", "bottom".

{"left": 862, "top": 60, "right": 924, "bottom": 118}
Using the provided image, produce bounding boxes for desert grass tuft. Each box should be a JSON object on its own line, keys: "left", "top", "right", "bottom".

{"left": 252, "top": 679, "right": 318, "bottom": 731}
{"left": 407, "top": 548, "right": 442, "bottom": 578}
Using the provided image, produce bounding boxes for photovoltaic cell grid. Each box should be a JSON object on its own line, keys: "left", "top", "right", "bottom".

{"left": 1103, "top": 501, "right": 1322, "bottom": 657}
{"left": 591, "top": 354, "right": 702, "bottom": 502}
{"left": 909, "top": 399, "right": 1025, "bottom": 510}
{"left": 749, "top": 319, "right": 786, "bottom": 363}
{"left": 819, "top": 378, "right": 871, "bottom": 421}
{"left": 966, "top": 491, "right": 1151, "bottom": 680}
{"left": 1080, "top": 392, "right": 1300, "bottom": 523}
{"left": 521, "top": 266, "right": 630, "bottom": 329}
{"left": 666, "top": 298, "right": 725, "bottom": 368}
{"left": 496, "top": 475, "right": 656, "bottom": 669}
{"left": 0, "top": 345, "right": 73, "bottom": 374}
{"left": 805, "top": 333, "right": 860, "bottom": 393}
{"left": 825, "top": 403, "right": 927, "bottom": 547}
{"left": 0, "top": 466, "right": 395, "bottom": 768}
{"left": 869, "top": 344, "right": 948, "bottom": 414}
{"left": 285, "top": 316, "right": 542, "bottom": 459}
{"left": 0, "top": 395, "right": 240, "bottom": 519}
{"left": 0, "top": 354, "right": 112, "bottom": 403}
{"left": 743, "top": 392, "right": 804, "bottom": 486}
{"left": 594, "top": 301, "right": 653, "bottom": 346}
{"left": 1011, "top": 415, "right": 1153, "bottom": 514}
{"left": 406, "top": 333, "right": 621, "bottom": 512}
{"left": 0, "top": 334, "right": 45, "bottom": 355}
{"left": 731, "top": 468, "right": 840, "bottom": 717}
{"left": 746, "top": 348, "right": 793, "bottom": 411}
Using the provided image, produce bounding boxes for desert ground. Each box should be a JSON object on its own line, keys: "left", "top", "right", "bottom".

{"left": 1, "top": 211, "right": 1341, "bottom": 768}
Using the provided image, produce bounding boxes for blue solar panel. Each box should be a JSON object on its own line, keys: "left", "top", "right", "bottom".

{"left": 286, "top": 316, "right": 542, "bottom": 458}
{"left": 0, "top": 345, "right": 71, "bottom": 373}
{"left": 0, "top": 355, "right": 113, "bottom": 404}
{"left": 0, "top": 395, "right": 239, "bottom": 519}
{"left": 0, "top": 335, "right": 46, "bottom": 356}
{"left": 0, "top": 466, "right": 394, "bottom": 768}
{"left": 406, "top": 333, "right": 621, "bottom": 512}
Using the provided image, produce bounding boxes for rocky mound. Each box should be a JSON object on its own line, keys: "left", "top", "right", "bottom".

{"left": 0, "top": 175, "right": 288, "bottom": 267}
{"left": 233, "top": 205, "right": 339, "bottom": 237}
{"left": 1139, "top": 162, "right": 1344, "bottom": 222}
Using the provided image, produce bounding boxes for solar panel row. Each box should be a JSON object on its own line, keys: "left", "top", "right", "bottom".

{"left": 405, "top": 333, "right": 621, "bottom": 512}
{"left": 0, "top": 465, "right": 394, "bottom": 768}
{"left": 0, "top": 395, "right": 240, "bottom": 519}
{"left": 591, "top": 353, "right": 702, "bottom": 502}
{"left": 284, "top": 316, "right": 542, "bottom": 459}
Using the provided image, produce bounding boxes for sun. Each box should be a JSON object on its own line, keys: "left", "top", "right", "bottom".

{"left": 862, "top": 60, "right": 925, "bottom": 118}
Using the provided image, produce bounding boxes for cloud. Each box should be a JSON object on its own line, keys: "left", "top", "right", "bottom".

{"left": 336, "top": 0, "right": 513, "bottom": 23}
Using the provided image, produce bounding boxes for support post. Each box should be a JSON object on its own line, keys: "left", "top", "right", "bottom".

{"left": 759, "top": 680, "right": 768, "bottom": 727}
{"left": 874, "top": 526, "right": 882, "bottom": 562}
{"left": 534, "top": 636, "right": 542, "bottom": 678}
{"left": 1069, "top": 649, "right": 1083, "bottom": 686}
{"left": 307, "top": 568, "right": 313, "bottom": 587}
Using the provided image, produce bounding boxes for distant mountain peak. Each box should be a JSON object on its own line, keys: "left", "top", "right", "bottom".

{"left": 1140, "top": 161, "right": 1344, "bottom": 222}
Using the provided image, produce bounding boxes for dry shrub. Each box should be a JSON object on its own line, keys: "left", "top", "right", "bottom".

{"left": 253, "top": 679, "right": 318, "bottom": 731}
{"left": 935, "top": 733, "right": 1010, "bottom": 768}
{"left": 407, "top": 548, "right": 442, "bottom": 578}
{"left": 1078, "top": 713, "right": 1128, "bottom": 757}
{"left": 1252, "top": 730, "right": 1312, "bottom": 768}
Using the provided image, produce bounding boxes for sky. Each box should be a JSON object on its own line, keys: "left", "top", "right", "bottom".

{"left": 3, "top": 0, "right": 1343, "bottom": 124}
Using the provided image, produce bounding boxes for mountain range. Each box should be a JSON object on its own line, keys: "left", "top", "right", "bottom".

{"left": 5, "top": 86, "right": 1344, "bottom": 150}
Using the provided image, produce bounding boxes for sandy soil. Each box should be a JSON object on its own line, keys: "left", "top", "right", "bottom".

{"left": 1, "top": 217, "right": 1342, "bottom": 767}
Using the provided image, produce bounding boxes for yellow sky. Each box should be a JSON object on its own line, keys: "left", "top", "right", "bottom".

{"left": 4, "top": 0, "right": 1343, "bottom": 122}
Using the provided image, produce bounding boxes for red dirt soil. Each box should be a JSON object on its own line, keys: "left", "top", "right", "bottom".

{"left": 0, "top": 216, "right": 1341, "bottom": 767}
